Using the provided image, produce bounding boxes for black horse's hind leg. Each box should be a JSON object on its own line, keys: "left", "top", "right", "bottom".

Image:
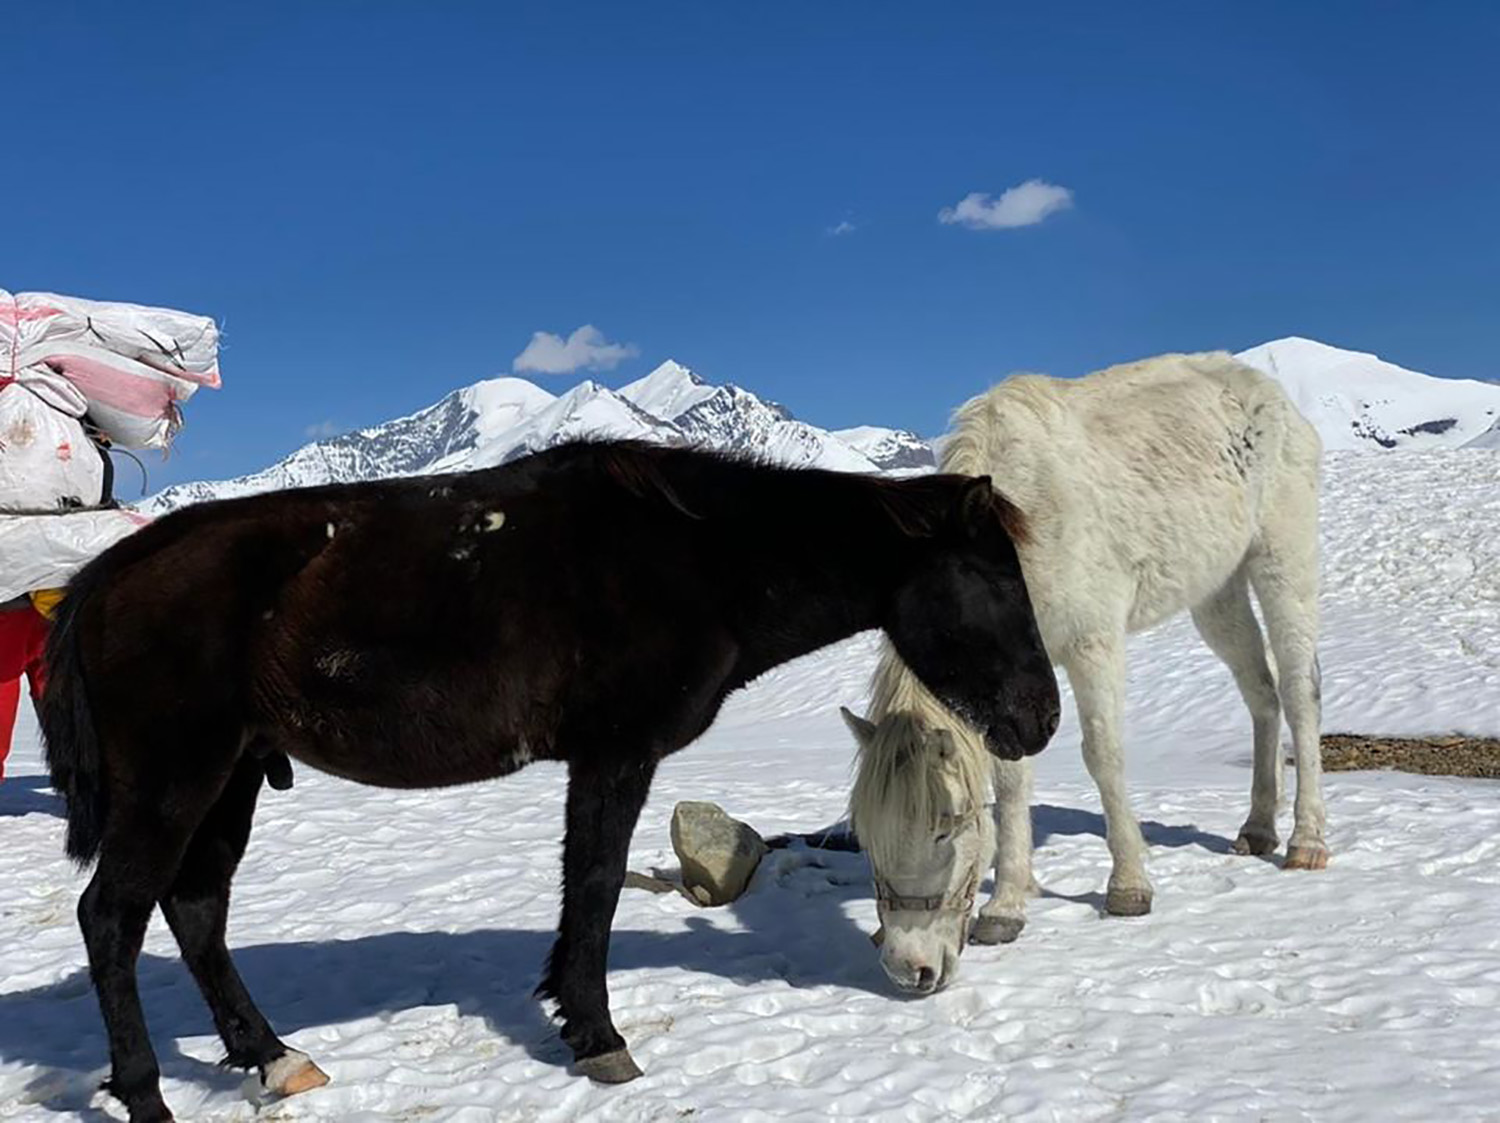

{"left": 79, "top": 786, "right": 225, "bottom": 1123}
{"left": 539, "top": 754, "right": 658, "bottom": 1083}
{"left": 160, "top": 756, "right": 326, "bottom": 1095}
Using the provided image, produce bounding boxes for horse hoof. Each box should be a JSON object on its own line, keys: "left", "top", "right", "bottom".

{"left": 1233, "top": 832, "right": 1278, "bottom": 857}
{"left": 262, "top": 1050, "right": 330, "bottom": 1097}
{"left": 970, "top": 914, "right": 1025, "bottom": 945}
{"left": 1105, "top": 887, "right": 1153, "bottom": 917}
{"left": 576, "top": 1048, "right": 643, "bottom": 1084}
{"left": 1284, "top": 845, "right": 1329, "bottom": 870}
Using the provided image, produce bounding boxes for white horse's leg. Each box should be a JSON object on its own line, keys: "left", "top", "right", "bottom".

{"left": 1190, "top": 572, "right": 1283, "bottom": 856}
{"left": 1248, "top": 542, "right": 1327, "bottom": 870}
{"left": 1065, "top": 635, "right": 1152, "bottom": 916}
{"left": 973, "top": 758, "right": 1034, "bottom": 944}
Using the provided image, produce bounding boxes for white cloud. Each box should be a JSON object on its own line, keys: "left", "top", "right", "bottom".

{"left": 304, "top": 420, "right": 342, "bottom": 440}
{"left": 826, "top": 219, "right": 858, "bottom": 236}
{"left": 938, "top": 180, "right": 1074, "bottom": 230}
{"left": 512, "top": 324, "right": 639, "bottom": 375}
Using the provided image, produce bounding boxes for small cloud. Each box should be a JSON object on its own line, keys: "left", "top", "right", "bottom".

{"left": 304, "top": 420, "right": 342, "bottom": 440}
{"left": 826, "top": 219, "right": 858, "bottom": 237}
{"left": 938, "top": 180, "right": 1074, "bottom": 230}
{"left": 512, "top": 324, "right": 639, "bottom": 375}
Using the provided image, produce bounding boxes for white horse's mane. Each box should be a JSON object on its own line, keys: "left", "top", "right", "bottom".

{"left": 849, "top": 654, "right": 993, "bottom": 872}
{"left": 849, "top": 399, "right": 1005, "bottom": 871}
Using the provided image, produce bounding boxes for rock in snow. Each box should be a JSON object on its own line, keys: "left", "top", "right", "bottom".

{"left": 670, "top": 800, "right": 769, "bottom": 906}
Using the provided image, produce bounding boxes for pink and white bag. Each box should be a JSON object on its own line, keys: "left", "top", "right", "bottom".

{"left": 1, "top": 288, "right": 221, "bottom": 451}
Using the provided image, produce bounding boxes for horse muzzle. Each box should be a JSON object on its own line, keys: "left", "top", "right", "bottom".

{"left": 986, "top": 673, "right": 1060, "bottom": 759}
{"left": 984, "top": 699, "right": 1059, "bottom": 759}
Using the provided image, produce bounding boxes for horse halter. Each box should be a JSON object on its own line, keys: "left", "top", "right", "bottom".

{"left": 869, "top": 805, "right": 987, "bottom": 948}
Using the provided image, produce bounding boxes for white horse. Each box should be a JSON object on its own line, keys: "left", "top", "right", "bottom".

{"left": 846, "top": 351, "right": 1325, "bottom": 995}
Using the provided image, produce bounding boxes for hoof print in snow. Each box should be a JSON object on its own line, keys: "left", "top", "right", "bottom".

{"left": 671, "top": 800, "right": 768, "bottom": 906}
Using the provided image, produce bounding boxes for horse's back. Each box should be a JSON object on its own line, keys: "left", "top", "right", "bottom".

{"left": 1017, "top": 351, "right": 1309, "bottom": 455}
{"left": 68, "top": 451, "right": 725, "bottom": 787}
{"left": 957, "top": 352, "right": 1318, "bottom": 639}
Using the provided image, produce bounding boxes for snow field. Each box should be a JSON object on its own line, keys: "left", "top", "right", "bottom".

{"left": 2, "top": 449, "right": 1498, "bottom": 1121}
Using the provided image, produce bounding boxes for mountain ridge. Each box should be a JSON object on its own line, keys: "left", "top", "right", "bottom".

{"left": 144, "top": 361, "right": 932, "bottom": 512}
{"left": 144, "top": 340, "right": 1499, "bottom": 513}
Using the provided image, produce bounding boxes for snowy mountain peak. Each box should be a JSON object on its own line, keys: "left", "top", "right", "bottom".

{"left": 456, "top": 377, "right": 558, "bottom": 442}
{"left": 833, "top": 425, "right": 937, "bottom": 471}
{"left": 146, "top": 361, "right": 929, "bottom": 513}
{"left": 460, "top": 376, "right": 558, "bottom": 410}
{"left": 1245, "top": 336, "right": 1369, "bottom": 370}
{"left": 1234, "top": 338, "right": 1500, "bottom": 451}
{"left": 555, "top": 378, "right": 605, "bottom": 402}
{"left": 618, "top": 359, "right": 715, "bottom": 420}
{"left": 1239, "top": 337, "right": 1418, "bottom": 386}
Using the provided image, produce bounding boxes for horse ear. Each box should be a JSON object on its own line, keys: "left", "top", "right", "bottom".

{"left": 840, "top": 706, "right": 878, "bottom": 746}
{"left": 955, "top": 475, "right": 994, "bottom": 538}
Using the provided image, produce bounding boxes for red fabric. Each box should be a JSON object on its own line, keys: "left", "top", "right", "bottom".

{"left": 0, "top": 677, "right": 18, "bottom": 781}
{"left": 0, "top": 607, "right": 49, "bottom": 780}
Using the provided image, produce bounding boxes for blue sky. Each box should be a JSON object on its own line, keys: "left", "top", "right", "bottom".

{"left": 6, "top": 2, "right": 1497, "bottom": 488}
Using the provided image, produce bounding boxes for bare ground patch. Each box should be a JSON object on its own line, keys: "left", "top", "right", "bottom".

{"left": 1322, "top": 734, "right": 1500, "bottom": 779}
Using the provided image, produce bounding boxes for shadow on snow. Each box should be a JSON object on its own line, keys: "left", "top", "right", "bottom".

{"left": 0, "top": 802, "right": 1230, "bottom": 1115}
{"left": 0, "top": 773, "right": 64, "bottom": 821}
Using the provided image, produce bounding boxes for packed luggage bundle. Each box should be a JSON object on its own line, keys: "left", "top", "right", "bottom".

{"left": 1, "top": 287, "right": 224, "bottom": 601}
{"left": 0, "top": 508, "right": 150, "bottom": 602}
{"left": 1, "top": 288, "right": 221, "bottom": 451}
{"left": 0, "top": 373, "right": 108, "bottom": 512}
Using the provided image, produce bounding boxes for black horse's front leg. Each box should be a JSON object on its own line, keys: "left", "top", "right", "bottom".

{"left": 538, "top": 753, "right": 658, "bottom": 1083}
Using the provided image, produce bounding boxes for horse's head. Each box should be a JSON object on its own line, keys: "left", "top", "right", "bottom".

{"left": 845, "top": 708, "right": 994, "bottom": 995}
{"left": 880, "top": 475, "right": 1058, "bottom": 760}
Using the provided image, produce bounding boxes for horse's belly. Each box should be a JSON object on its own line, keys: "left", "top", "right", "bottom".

{"left": 1031, "top": 515, "right": 1254, "bottom": 647}
{"left": 271, "top": 725, "right": 544, "bottom": 790}
{"left": 1124, "top": 542, "right": 1250, "bottom": 632}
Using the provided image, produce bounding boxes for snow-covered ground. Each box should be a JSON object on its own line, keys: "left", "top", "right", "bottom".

{"left": 3, "top": 450, "right": 1499, "bottom": 1122}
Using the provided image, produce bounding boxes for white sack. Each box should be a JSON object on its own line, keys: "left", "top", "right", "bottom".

{"left": 0, "top": 382, "right": 106, "bottom": 511}
{"left": 1, "top": 288, "right": 221, "bottom": 450}
{"left": 0, "top": 509, "right": 148, "bottom": 602}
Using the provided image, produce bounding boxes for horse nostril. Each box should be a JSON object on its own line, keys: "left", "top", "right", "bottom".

{"left": 916, "top": 966, "right": 937, "bottom": 991}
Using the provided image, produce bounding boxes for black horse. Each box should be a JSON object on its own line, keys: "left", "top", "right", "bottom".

{"left": 42, "top": 439, "right": 1059, "bottom": 1122}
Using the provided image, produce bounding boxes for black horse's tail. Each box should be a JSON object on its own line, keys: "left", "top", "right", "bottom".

{"left": 41, "top": 574, "right": 108, "bottom": 866}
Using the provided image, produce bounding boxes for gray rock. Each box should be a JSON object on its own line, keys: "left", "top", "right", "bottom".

{"left": 670, "top": 801, "right": 768, "bottom": 906}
